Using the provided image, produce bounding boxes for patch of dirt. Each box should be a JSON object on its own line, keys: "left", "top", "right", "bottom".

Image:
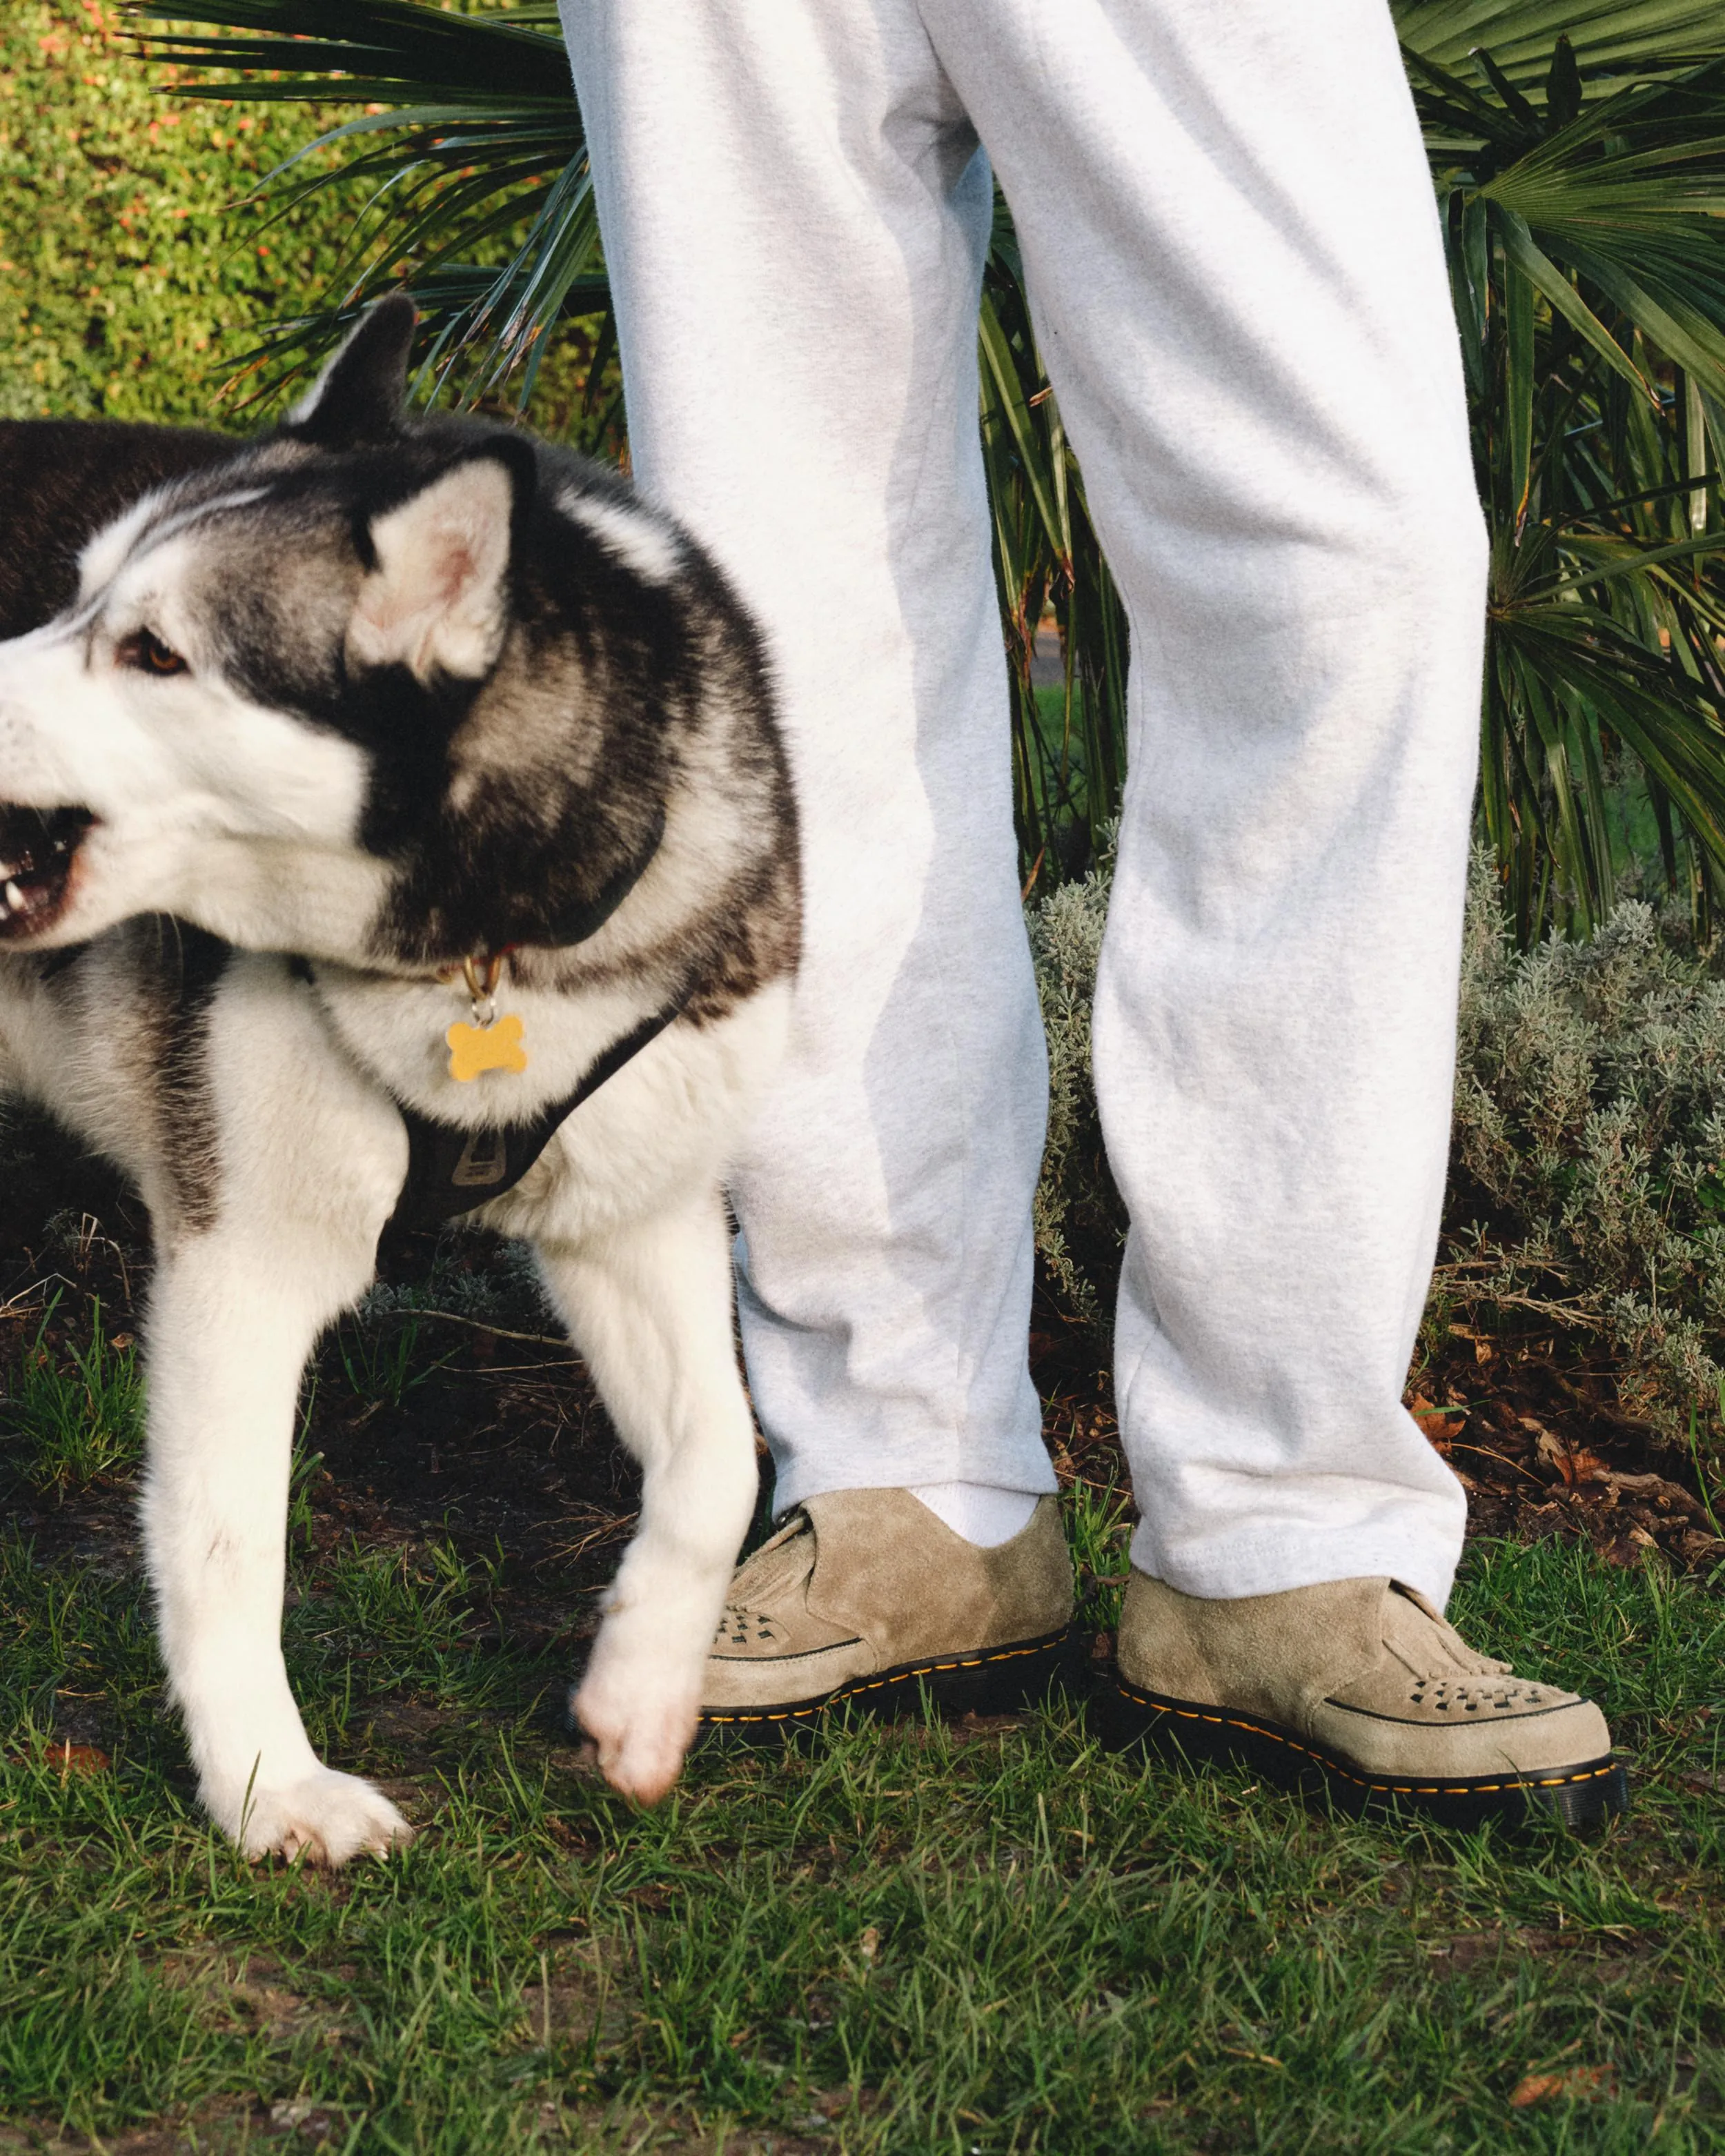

{"left": 516, "top": 1933, "right": 635, "bottom": 2055}
{"left": 1402, "top": 1317, "right": 1725, "bottom": 1574}
{"left": 555, "top": 2100, "right": 840, "bottom": 2155}
{"left": 1424, "top": 1925, "right": 1666, "bottom": 1979}
{"left": 0, "top": 2096, "right": 288, "bottom": 2155}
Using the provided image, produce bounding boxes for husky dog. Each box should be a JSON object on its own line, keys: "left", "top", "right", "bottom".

{"left": 0, "top": 297, "right": 800, "bottom": 1862}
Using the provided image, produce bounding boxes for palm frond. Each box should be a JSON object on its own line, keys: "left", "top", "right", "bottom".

{"left": 1410, "top": 30, "right": 1725, "bottom": 937}
{"left": 126, "top": 0, "right": 1725, "bottom": 929}
{"left": 1397, "top": 0, "right": 1725, "bottom": 86}
{"left": 130, "top": 1, "right": 586, "bottom": 408}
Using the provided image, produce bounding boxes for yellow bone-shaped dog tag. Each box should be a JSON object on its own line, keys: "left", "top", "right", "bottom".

{"left": 447, "top": 1013, "right": 529, "bottom": 1082}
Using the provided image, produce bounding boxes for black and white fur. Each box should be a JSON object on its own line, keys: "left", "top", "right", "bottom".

{"left": 0, "top": 298, "right": 800, "bottom": 1861}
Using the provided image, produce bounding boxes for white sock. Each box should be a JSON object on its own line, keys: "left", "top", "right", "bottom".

{"left": 909, "top": 1481, "right": 1040, "bottom": 1549}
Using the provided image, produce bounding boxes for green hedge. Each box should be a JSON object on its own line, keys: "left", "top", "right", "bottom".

{"left": 0, "top": 0, "right": 357, "bottom": 426}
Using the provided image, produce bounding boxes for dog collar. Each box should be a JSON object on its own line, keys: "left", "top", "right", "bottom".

{"left": 289, "top": 801, "right": 684, "bottom": 1234}
{"left": 541, "top": 804, "right": 667, "bottom": 947}
{"left": 440, "top": 806, "right": 667, "bottom": 1084}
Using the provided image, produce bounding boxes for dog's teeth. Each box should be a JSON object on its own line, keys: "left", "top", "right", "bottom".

{"left": 3, "top": 880, "right": 23, "bottom": 911}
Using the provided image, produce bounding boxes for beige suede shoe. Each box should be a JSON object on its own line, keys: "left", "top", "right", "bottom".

{"left": 1106, "top": 1570, "right": 1627, "bottom": 1827}
{"left": 698, "top": 1488, "right": 1075, "bottom": 1737}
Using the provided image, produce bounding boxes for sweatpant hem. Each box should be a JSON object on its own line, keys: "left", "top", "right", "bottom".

{"left": 771, "top": 1461, "right": 1061, "bottom": 1515}
{"left": 1130, "top": 1527, "right": 1464, "bottom": 1614}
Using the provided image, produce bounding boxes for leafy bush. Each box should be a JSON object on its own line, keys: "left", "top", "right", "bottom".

{"left": 0, "top": 0, "right": 357, "bottom": 424}
{"left": 1445, "top": 848, "right": 1725, "bottom": 1445}
{"left": 1029, "top": 849, "right": 1725, "bottom": 1461}
{"left": 1027, "top": 853, "right": 1122, "bottom": 1336}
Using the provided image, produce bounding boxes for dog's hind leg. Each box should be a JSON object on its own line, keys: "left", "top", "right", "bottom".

{"left": 535, "top": 1194, "right": 759, "bottom": 1804}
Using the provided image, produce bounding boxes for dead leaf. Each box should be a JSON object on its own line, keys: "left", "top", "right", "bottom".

{"left": 1408, "top": 1395, "right": 1466, "bottom": 1444}
{"left": 1532, "top": 1429, "right": 1608, "bottom": 1487}
{"left": 52, "top": 1742, "right": 109, "bottom": 1778}
{"left": 1447, "top": 1323, "right": 1496, "bottom": 1365}
{"left": 1509, "top": 2065, "right": 1614, "bottom": 2107}
{"left": 858, "top": 1926, "right": 880, "bottom": 1964}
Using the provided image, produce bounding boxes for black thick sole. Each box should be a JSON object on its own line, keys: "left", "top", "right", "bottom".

{"left": 1098, "top": 1670, "right": 1629, "bottom": 1830}
{"left": 696, "top": 1625, "right": 1078, "bottom": 1745}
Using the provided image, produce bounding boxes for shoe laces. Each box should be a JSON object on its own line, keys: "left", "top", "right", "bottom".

{"left": 1406, "top": 1675, "right": 1552, "bottom": 1713}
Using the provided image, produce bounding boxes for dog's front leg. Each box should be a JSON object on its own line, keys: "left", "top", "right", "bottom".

{"left": 141, "top": 1236, "right": 409, "bottom": 1864}
{"left": 536, "top": 1195, "right": 759, "bottom": 1803}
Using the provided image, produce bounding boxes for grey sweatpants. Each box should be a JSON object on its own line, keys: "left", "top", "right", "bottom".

{"left": 558, "top": 0, "right": 1486, "bottom": 1607}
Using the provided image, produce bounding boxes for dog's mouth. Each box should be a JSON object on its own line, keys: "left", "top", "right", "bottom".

{"left": 0, "top": 804, "right": 97, "bottom": 940}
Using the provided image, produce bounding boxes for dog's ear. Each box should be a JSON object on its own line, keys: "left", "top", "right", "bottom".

{"left": 349, "top": 451, "right": 522, "bottom": 680}
{"left": 286, "top": 293, "right": 417, "bottom": 449}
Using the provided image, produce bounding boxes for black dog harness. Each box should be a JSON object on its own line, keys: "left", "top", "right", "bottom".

{"left": 293, "top": 811, "right": 692, "bottom": 1235}
{"left": 385, "top": 984, "right": 691, "bottom": 1233}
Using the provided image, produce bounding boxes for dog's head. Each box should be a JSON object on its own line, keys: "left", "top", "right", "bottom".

{"left": 0, "top": 295, "right": 684, "bottom": 968}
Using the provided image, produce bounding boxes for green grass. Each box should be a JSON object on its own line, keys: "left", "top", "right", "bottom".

{"left": 1, "top": 1298, "right": 143, "bottom": 1490}
{"left": 333, "top": 1317, "right": 455, "bottom": 1417}
{"left": 1, "top": 1509, "right": 1721, "bottom": 2153}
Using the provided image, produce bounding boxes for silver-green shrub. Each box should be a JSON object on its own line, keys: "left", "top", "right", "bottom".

{"left": 1027, "top": 851, "right": 1124, "bottom": 1334}
{"left": 1029, "top": 848, "right": 1725, "bottom": 1454}
{"left": 1448, "top": 849, "right": 1725, "bottom": 1447}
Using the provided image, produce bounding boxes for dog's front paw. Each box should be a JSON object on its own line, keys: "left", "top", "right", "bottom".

{"left": 219, "top": 1768, "right": 412, "bottom": 1866}
{"left": 573, "top": 1646, "right": 699, "bottom": 1806}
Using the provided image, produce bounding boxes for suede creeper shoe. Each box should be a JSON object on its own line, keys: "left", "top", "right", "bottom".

{"left": 698, "top": 1487, "right": 1075, "bottom": 1738}
{"left": 1105, "top": 1570, "right": 1627, "bottom": 1828}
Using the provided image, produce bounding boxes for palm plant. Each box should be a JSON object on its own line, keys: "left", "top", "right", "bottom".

{"left": 1406, "top": 5, "right": 1725, "bottom": 939}
{"left": 133, "top": 0, "right": 1725, "bottom": 934}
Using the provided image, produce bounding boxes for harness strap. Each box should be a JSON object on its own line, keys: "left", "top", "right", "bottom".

{"left": 385, "top": 987, "right": 691, "bottom": 1235}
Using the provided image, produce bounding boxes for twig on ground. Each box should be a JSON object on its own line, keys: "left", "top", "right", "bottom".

{"left": 1458, "top": 1290, "right": 1595, "bottom": 1327}
{"left": 0, "top": 1274, "right": 77, "bottom": 1323}
{"left": 1449, "top": 1442, "right": 1549, "bottom": 1489}
{"left": 402, "top": 1309, "right": 574, "bottom": 1352}
{"left": 542, "top": 1511, "right": 638, "bottom": 1566}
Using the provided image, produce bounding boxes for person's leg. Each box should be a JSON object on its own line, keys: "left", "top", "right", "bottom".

{"left": 923, "top": 0, "right": 1620, "bottom": 1821}
{"left": 559, "top": 0, "right": 1621, "bottom": 1811}
{"left": 558, "top": 0, "right": 1053, "bottom": 1521}
{"left": 927, "top": 0, "right": 1481, "bottom": 1609}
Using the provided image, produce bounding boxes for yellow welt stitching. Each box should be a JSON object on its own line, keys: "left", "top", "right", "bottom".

{"left": 701, "top": 1634, "right": 1065, "bottom": 1726}
{"left": 1113, "top": 1684, "right": 1614, "bottom": 1799}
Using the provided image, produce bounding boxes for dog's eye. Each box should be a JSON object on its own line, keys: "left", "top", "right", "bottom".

{"left": 117, "top": 629, "right": 188, "bottom": 678}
